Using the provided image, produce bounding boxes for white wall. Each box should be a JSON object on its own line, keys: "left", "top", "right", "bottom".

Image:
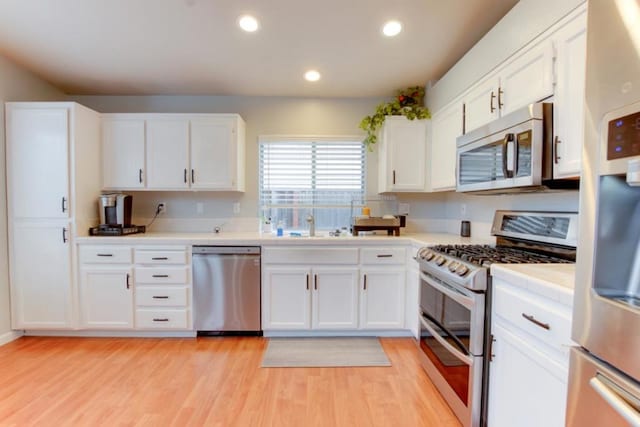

{"left": 0, "top": 54, "right": 66, "bottom": 339}
{"left": 427, "top": 0, "right": 585, "bottom": 112}
{"left": 70, "top": 95, "right": 384, "bottom": 230}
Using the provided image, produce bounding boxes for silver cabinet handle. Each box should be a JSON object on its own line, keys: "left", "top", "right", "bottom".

{"left": 153, "top": 318, "right": 169, "bottom": 322}
{"left": 151, "top": 257, "right": 168, "bottom": 260}
{"left": 62, "top": 227, "right": 68, "bottom": 243}
{"left": 377, "top": 254, "right": 393, "bottom": 258}
{"left": 191, "top": 169, "right": 195, "bottom": 184}
{"left": 139, "top": 169, "right": 143, "bottom": 183}
{"left": 522, "top": 313, "right": 550, "bottom": 330}
{"left": 490, "top": 91, "right": 496, "bottom": 113}
{"left": 392, "top": 170, "right": 396, "bottom": 185}
{"left": 61, "top": 197, "right": 67, "bottom": 213}
{"left": 126, "top": 273, "right": 131, "bottom": 289}
{"left": 97, "top": 253, "right": 113, "bottom": 257}
{"left": 554, "top": 136, "right": 562, "bottom": 164}
{"left": 152, "top": 274, "right": 169, "bottom": 278}
{"left": 152, "top": 296, "right": 169, "bottom": 299}
{"left": 498, "top": 87, "right": 504, "bottom": 109}
{"left": 314, "top": 274, "right": 318, "bottom": 290}
{"left": 306, "top": 274, "right": 310, "bottom": 290}
{"left": 184, "top": 168, "right": 187, "bottom": 183}
{"left": 363, "top": 274, "right": 367, "bottom": 290}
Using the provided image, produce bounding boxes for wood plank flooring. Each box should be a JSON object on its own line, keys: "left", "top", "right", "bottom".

{"left": 0, "top": 337, "right": 460, "bottom": 427}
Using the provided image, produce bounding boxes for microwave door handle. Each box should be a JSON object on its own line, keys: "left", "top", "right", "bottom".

{"left": 502, "top": 133, "right": 515, "bottom": 178}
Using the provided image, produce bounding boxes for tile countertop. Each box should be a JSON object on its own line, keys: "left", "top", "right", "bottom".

{"left": 490, "top": 264, "right": 576, "bottom": 307}
{"left": 75, "top": 231, "right": 495, "bottom": 247}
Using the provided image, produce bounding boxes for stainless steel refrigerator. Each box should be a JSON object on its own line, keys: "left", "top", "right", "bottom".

{"left": 567, "top": 0, "right": 640, "bottom": 425}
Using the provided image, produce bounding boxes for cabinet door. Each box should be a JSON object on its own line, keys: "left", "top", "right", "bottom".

{"left": 381, "top": 117, "right": 427, "bottom": 191}
{"left": 262, "top": 267, "right": 311, "bottom": 330}
{"left": 102, "top": 118, "right": 146, "bottom": 189}
{"left": 360, "top": 269, "right": 405, "bottom": 329}
{"left": 7, "top": 107, "right": 69, "bottom": 219}
{"left": 488, "top": 321, "right": 569, "bottom": 427}
{"left": 430, "top": 101, "right": 464, "bottom": 191}
{"left": 464, "top": 76, "right": 500, "bottom": 133}
{"left": 190, "top": 118, "right": 237, "bottom": 189}
{"left": 311, "top": 267, "right": 359, "bottom": 329}
{"left": 499, "top": 40, "right": 555, "bottom": 115}
{"left": 10, "top": 221, "right": 72, "bottom": 329}
{"left": 553, "top": 9, "right": 587, "bottom": 179}
{"left": 146, "top": 118, "right": 189, "bottom": 189}
{"left": 80, "top": 267, "right": 133, "bottom": 329}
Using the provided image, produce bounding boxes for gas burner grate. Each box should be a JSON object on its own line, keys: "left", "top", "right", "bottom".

{"left": 428, "top": 244, "right": 573, "bottom": 267}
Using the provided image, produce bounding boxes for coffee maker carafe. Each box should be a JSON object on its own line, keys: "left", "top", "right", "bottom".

{"left": 99, "top": 194, "right": 132, "bottom": 227}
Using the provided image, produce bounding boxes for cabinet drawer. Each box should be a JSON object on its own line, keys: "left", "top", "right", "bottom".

{"left": 79, "top": 245, "right": 132, "bottom": 264}
{"left": 134, "top": 249, "right": 187, "bottom": 265}
{"left": 136, "top": 287, "right": 188, "bottom": 307}
{"left": 263, "top": 247, "right": 359, "bottom": 264}
{"left": 135, "top": 309, "right": 189, "bottom": 329}
{"left": 135, "top": 267, "right": 188, "bottom": 284}
{"left": 493, "top": 281, "right": 572, "bottom": 355}
{"left": 361, "top": 247, "right": 406, "bottom": 265}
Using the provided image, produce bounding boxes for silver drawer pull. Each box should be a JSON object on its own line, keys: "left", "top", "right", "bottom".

{"left": 522, "top": 313, "right": 550, "bottom": 330}
{"left": 153, "top": 318, "right": 169, "bottom": 322}
{"left": 152, "top": 274, "right": 169, "bottom": 278}
{"left": 152, "top": 257, "right": 169, "bottom": 260}
{"left": 377, "top": 254, "right": 393, "bottom": 258}
{"left": 152, "top": 296, "right": 169, "bottom": 299}
{"left": 97, "top": 253, "right": 113, "bottom": 257}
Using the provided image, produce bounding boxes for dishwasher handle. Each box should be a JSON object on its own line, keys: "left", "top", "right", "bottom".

{"left": 192, "top": 246, "right": 260, "bottom": 255}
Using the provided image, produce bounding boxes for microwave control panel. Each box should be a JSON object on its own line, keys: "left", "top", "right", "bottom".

{"left": 607, "top": 110, "right": 640, "bottom": 160}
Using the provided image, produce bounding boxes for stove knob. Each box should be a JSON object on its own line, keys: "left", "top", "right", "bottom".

{"left": 424, "top": 251, "right": 435, "bottom": 261}
{"left": 448, "top": 261, "right": 459, "bottom": 272}
{"left": 435, "top": 256, "right": 446, "bottom": 266}
{"left": 456, "top": 265, "right": 469, "bottom": 276}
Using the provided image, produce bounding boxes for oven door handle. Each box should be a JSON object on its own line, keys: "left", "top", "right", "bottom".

{"left": 420, "top": 272, "right": 474, "bottom": 309}
{"left": 419, "top": 314, "right": 473, "bottom": 366}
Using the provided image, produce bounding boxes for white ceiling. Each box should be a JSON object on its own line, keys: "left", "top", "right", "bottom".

{"left": 0, "top": 0, "right": 519, "bottom": 97}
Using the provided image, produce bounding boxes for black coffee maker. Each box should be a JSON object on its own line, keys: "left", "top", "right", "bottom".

{"left": 90, "top": 194, "right": 144, "bottom": 236}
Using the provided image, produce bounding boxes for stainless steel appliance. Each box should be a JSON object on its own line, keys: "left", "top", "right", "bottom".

{"left": 416, "top": 210, "right": 578, "bottom": 427}
{"left": 567, "top": 0, "right": 640, "bottom": 424}
{"left": 192, "top": 246, "right": 261, "bottom": 335}
{"left": 456, "top": 103, "right": 578, "bottom": 194}
{"left": 99, "top": 193, "right": 132, "bottom": 226}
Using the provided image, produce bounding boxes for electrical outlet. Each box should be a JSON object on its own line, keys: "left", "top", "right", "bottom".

{"left": 233, "top": 202, "right": 241, "bottom": 214}
{"left": 157, "top": 202, "right": 166, "bottom": 215}
{"left": 460, "top": 203, "right": 467, "bottom": 217}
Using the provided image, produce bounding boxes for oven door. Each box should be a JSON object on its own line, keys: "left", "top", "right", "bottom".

{"left": 418, "top": 271, "right": 485, "bottom": 426}
{"left": 456, "top": 117, "right": 543, "bottom": 193}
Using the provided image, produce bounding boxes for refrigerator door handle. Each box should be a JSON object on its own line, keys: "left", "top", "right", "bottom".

{"left": 590, "top": 374, "right": 640, "bottom": 426}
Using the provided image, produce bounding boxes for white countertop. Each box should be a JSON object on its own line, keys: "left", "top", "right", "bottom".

{"left": 491, "top": 264, "right": 575, "bottom": 306}
{"left": 76, "top": 231, "right": 495, "bottom": 247}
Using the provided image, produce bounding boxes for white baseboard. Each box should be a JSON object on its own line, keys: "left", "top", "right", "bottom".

{"left": 0, "top": 330, "right": 24, "bottom": 346}
{"left": 263, "top": 329, "right": 412, "bottom": 338}
{"left": 23, "top": 330, "right": 197, "bottom": 338}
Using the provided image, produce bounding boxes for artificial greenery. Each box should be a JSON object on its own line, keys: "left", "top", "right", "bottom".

{"left": 359, "top": 86, "right": 431, "bottom": 149}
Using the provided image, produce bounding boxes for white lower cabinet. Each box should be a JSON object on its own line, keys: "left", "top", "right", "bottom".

{"left": 360, "top": 269, "right": 406, "bottom": 329}
{"left": 262, "top": 266, "right": 359, "bottom": 330}
{"left": 488, "top": 277, "right": 573, "bottom": 427}
{"left": 80, "top": 267, "right": 133, "bottom": 329}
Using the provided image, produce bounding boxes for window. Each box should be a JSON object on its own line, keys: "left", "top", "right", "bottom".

{"left": 259, "top": 136, "right": 365, "bottom": 231}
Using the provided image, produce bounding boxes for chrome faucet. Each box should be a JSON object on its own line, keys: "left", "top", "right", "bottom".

{"left": 306, "top": 214, "right": 315, "bottom": 237}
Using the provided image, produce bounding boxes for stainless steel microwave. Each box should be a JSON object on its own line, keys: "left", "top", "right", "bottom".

{"left": 456, "top": 103, "right": 577, "bottom": 194}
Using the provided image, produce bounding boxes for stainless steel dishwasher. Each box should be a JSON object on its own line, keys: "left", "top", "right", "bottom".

{"left": 192, "top": 246, "right": 261, "bottom": 335}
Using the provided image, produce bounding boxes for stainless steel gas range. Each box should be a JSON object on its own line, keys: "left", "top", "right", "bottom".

{"left": 415, "top": 210, "right": 578, "bottom": 427}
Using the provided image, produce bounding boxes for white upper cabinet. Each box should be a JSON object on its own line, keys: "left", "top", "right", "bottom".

{"left": 190, "top": 117, "right": 238, "bottom": 190}
{"left": 378, "top": 116, "right": 427, "bottom": 192}
{"left": 146, "top": 118, "right": 190, "bottom": 189}
{"left": 463, "top": 39, "right": 554, "bottom": 134}
{"left": 7, "top": 108, "right": 69, "bottom": 219}
{"left": 552, "top": 6, "right": 587, "bottom": 179}
{"left": 429, "top": 100, "right": 464, "bottom": 191}
{"left": 102, "top": 118, "right": 146, "bottom": 190}
{"left": 101, "top": 114, "right": 246, "bottom": 192}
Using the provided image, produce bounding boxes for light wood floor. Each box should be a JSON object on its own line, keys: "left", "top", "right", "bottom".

{"left": 0, "top": 337, "right": 460, "bottom": 427}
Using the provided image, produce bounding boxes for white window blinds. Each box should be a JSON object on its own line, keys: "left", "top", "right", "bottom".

{"left": 259, "top": 137, "right": 365, "bottom": 230}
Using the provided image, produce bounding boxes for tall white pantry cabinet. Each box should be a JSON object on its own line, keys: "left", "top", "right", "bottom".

{"left": 6, "top": 102, "right": 101, "bottom": 329}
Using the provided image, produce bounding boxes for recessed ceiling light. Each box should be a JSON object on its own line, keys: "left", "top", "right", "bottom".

{"left": 382, "top": 20, "right": 402, "bottom": 37}
{"left": 304, "top": 70, "right": 321, "bottom": 82}
{"left": 238, "top": 15, "right": 259, "bottom": 32}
